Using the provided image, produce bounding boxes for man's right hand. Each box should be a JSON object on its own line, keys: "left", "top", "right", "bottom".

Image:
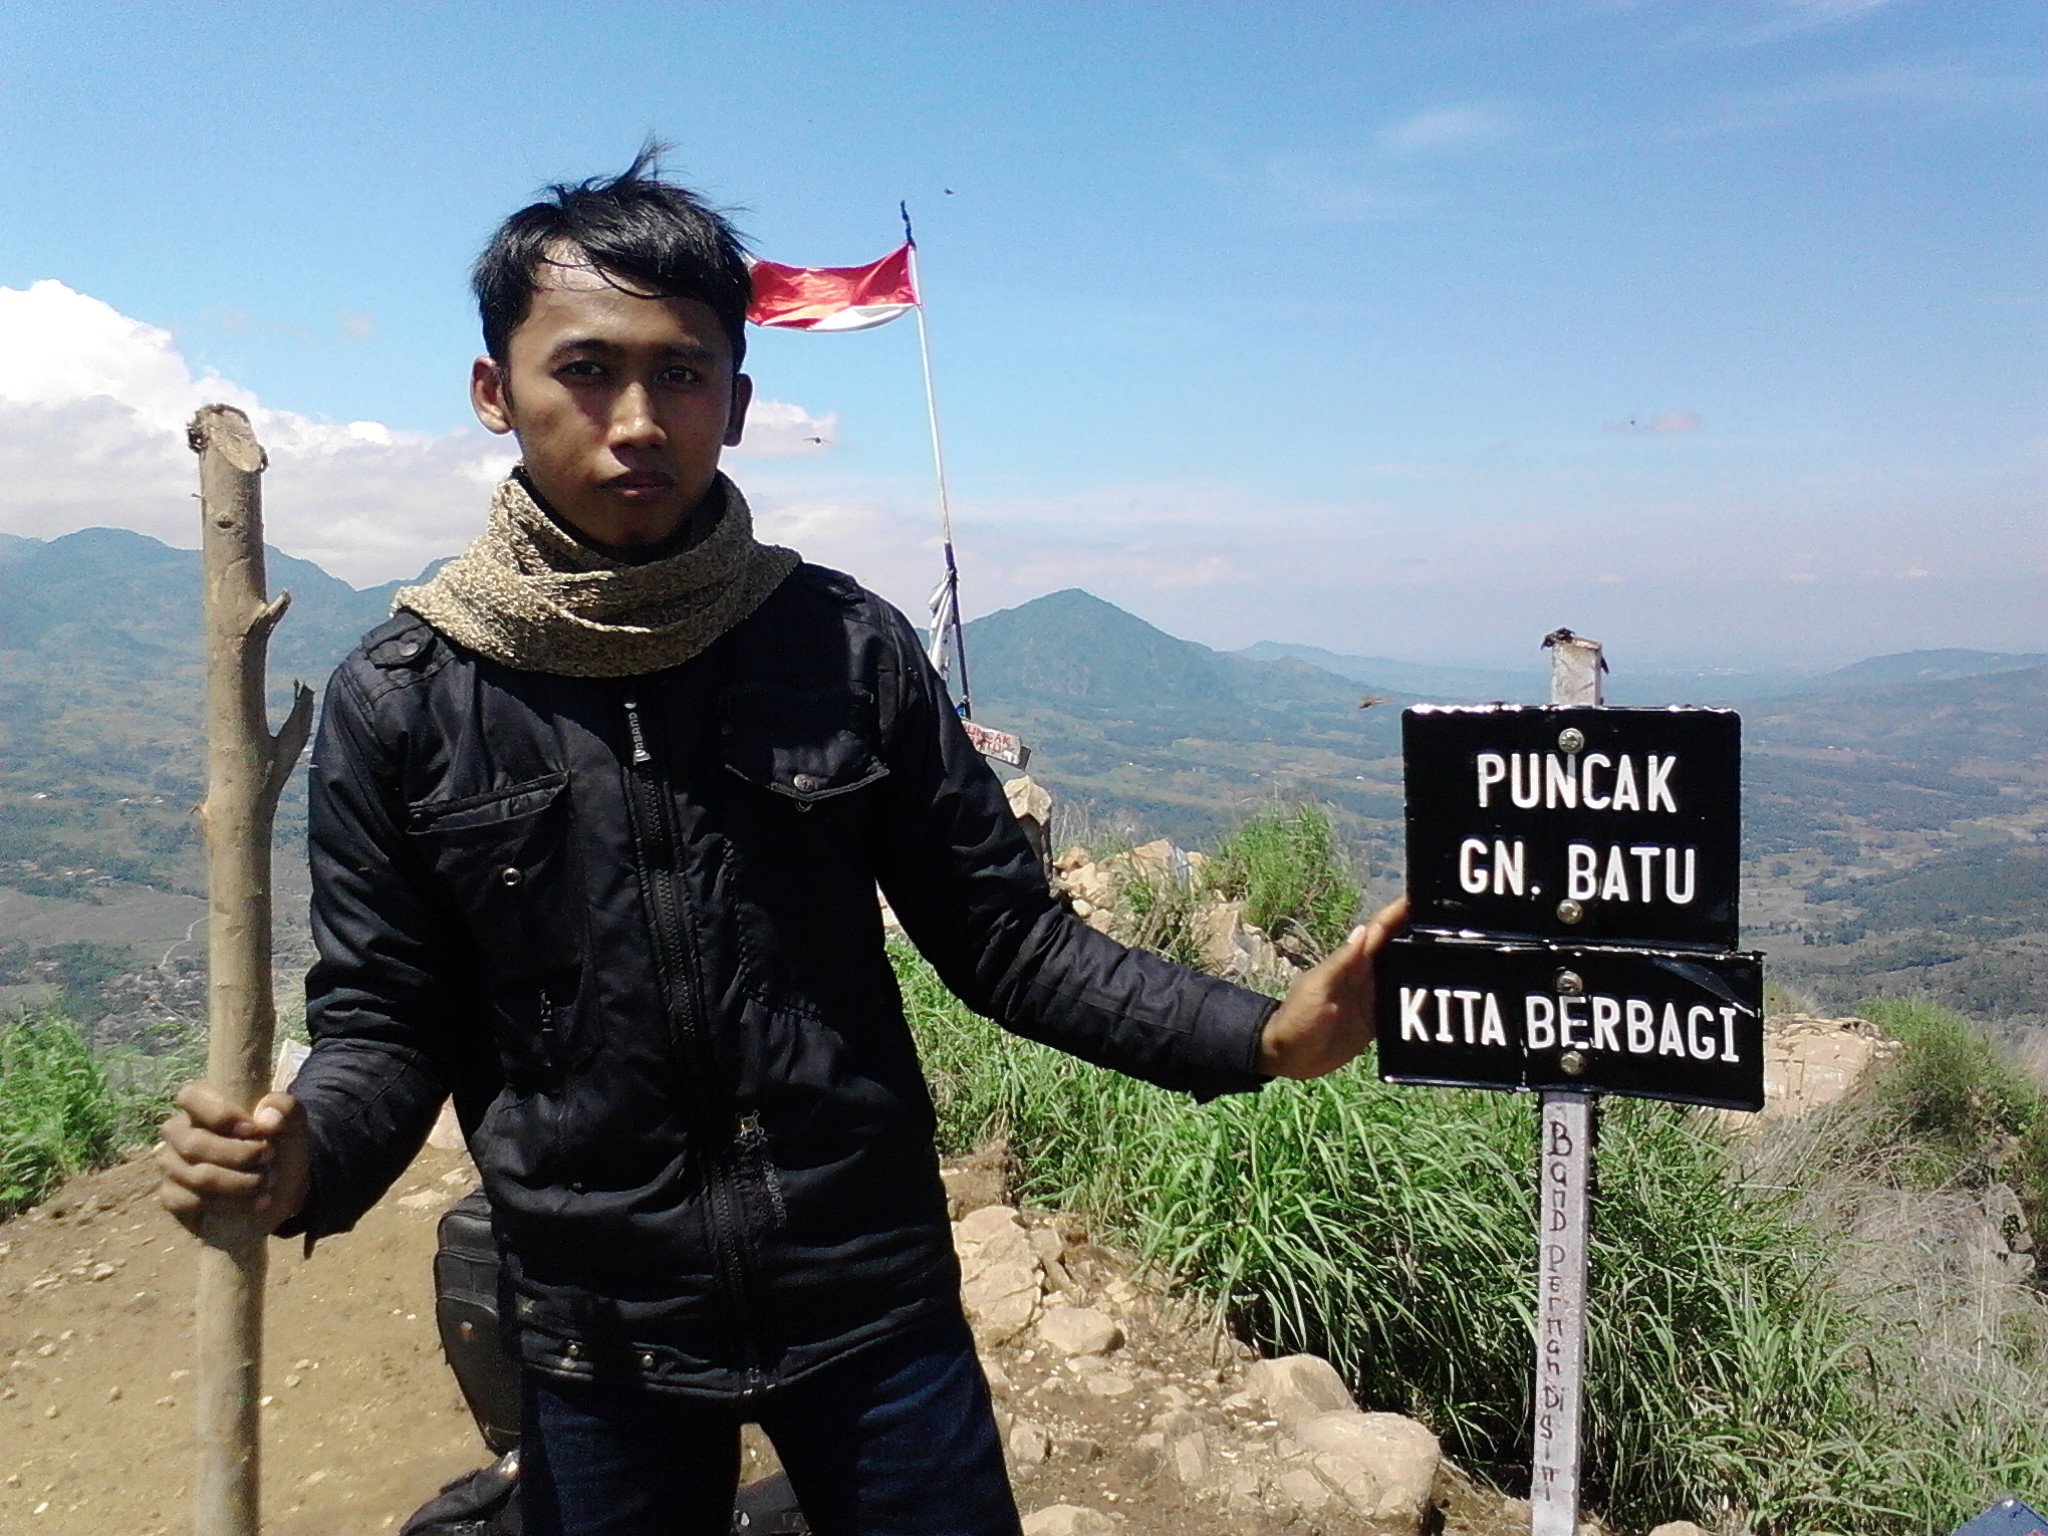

{"left": 156, "top": 1083, "right": 312, "bottom": 1236}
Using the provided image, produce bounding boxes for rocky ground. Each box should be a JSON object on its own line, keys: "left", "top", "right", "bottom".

{"left": 0, "top": 1136, "right": 1565, "bottom": 1535}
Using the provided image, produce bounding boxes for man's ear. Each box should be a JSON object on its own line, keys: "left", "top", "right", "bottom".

{"left": 471, "top": 355, "right": 515, "bottom": 436}
{"left": 723, "top": 373, "right": 753, "bottom": 448}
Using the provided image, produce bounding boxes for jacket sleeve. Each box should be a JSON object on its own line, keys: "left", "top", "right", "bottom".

{"left": 275, "top": 659, "right": 474, "bottom": 1240}
{"left": 868, "top": 603, "right": 1274, "bottom": 1101}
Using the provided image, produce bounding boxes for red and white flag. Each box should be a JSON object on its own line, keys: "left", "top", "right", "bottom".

{"left": 747, "top": 245, "right": 919, "bottom": 332}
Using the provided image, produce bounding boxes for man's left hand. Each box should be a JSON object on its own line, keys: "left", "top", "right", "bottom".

{"left": 1258, "top": 895, "right": 1409, "bottom": 1081}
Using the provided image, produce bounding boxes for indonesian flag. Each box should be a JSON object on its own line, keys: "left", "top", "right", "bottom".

{"left": 747, "top": 245, "right": 919, "bottom": 332}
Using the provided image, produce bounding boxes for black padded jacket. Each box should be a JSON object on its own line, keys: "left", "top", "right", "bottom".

{"left": 282, "top": 563, "right": 1275, "bottom": 1401}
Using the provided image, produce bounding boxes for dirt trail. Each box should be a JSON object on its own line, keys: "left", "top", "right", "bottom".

{"left": 1, "top": 1148, "right": 1529, "bottom": 1535}
{"left": 2, "top": 1146, "right": 486, "bottom": 1535}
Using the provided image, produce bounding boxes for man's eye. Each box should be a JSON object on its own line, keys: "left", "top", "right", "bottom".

{"left": 660, "top": 366, "right": 703, "bottom": 386}
{"left": 560, "top": 360, "right": 606, "bottom": 379}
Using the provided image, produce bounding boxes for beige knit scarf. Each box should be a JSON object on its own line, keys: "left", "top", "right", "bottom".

{"left": 396, "top": 471, "right": 800, "bottom": 678}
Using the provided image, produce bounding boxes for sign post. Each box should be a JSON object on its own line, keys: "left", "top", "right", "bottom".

{"left": 1534, "top": 630, "right": 1600, "bottom": 1536}
{"left": 1375, "top": 629, "right": 1764, "bottom": 1535}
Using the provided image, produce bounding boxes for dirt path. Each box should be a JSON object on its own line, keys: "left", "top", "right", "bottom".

{"left": 2, "top": 1146, "right": 486, "bottom": 1534}
{"left": 1, "top": 1148, "right": 1531, "bottom": 1535}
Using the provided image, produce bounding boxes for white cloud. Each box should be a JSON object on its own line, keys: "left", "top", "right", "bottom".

{"left": 0, "top": 280, "right": 833, "bottom": 585}
{"left": 730, "top": 399, "right": 840, "bottom": 458}
{"left": 1260, "top": 154, "right": 1433, "bottom": 226}
{"left": 1734, "top": 0, "right": 1903, "bottom": 44}
{"left": 1670, "top": 60, "right": 2045, "bottom": 140}
{"left": 1378, "top": 103, "right": 1516, "bottom": 154}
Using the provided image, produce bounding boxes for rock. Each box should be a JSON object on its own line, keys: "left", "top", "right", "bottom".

{"left": 1717, "top": 1013, "right": 1902, "bottom": 1131}
{"left": 1274, "top": 1466, "right": 1336, "bottom": 1517}
{"left": 395, "top": 1189, "right": 446, "bottom": 1212}
{"left": 1026, "top": 1226, "right": 1065, "bottom": 1266}
{"left": 1195, "top": 899, "right": 1252, "bottom": 976}
{"left": 1281, "top": 1410, "right": 1440, "bottom": 1528}
{"left": 961, "top": 1261, "right": 1041, "bottom": 1346}
{"left": 1004, "top": 777, "right": 1054, "bottom": 869}
{"left": 1245, "top": 1353, "right": 1357, "bottom": 1427}
{"left": 1053, "top": 844, "right": 1091, "bottom": 873}
{"left": 1004, "top": 776, "right": 1053, "bottom": 826}
{"left": 1058, "top": 858, "right": 1119, "bottom": 910}
{"left": 1022, "top": 1507, "right": 1119, "bottom": 1536}
{"left": 1082, "top": 1370, "right": 1136, "bottom": 1397}
{"left": 956, "top": 1204, "right": 1024, "bottom": 1246}
{"left": 1008, "top": 1421, "right": 1050, "bottom": 1468}
{"left": 1167, "top": 1429, "right": 1212, "bottom": 1488}
{"left": 1648, "top": 1525, "right": 1707, "bottom": 1536}
{"left": 1035, "top": 1306, "right": 1122, "bottom": 1358}
{"left": 960, "top": 1224, "right": 1039, "bottom": 1283}
{"left": 1127, "top": 838, "right": 1187, "bottom": 884}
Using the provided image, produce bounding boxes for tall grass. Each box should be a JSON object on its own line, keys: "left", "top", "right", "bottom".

{"left": 1206, "top": 803, "right": 1358, "bottom": 958}
{"left": 0, "top": 1008, "right": 184, "bottom": 1218}
{"left": 1850, "top": 997, "right": 2048, "bottom": 1241}
{"left": 901, "top": 945, "right": 2048, "bottom": 1532}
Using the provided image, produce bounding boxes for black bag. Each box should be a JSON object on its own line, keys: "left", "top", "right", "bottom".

{"left": 400, "top": 1450, "right": 521, "bottom": 1536}
{"left": 419, "top": 1187, "right": 810, "bottom": 1535}
{"left": 732, "top": 1472, "right": 807, "bottom": 1534}
{"left": 434, "top": 1190, "right": 522, "bottom": 1454}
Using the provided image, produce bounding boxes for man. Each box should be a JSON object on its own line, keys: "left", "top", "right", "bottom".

{"left": 158, "top": 151, "right": 1406, "bottom": 1536}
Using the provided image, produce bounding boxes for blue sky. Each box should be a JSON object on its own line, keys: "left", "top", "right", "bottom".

{"left": 1, "top": 1, "right": 2040, "bottom": 670}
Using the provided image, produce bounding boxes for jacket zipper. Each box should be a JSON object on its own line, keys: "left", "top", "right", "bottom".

{"left": 620, "top": 693, "right": 767, "bottom": 1392}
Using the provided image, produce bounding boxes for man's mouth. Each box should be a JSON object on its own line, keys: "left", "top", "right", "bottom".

{"left": 605, "top": 472, "right": 677, "bottom": 496}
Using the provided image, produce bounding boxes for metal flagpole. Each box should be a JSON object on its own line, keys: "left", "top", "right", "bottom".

{"left": 900, "top": 201, "right": 972, "bottom": 720}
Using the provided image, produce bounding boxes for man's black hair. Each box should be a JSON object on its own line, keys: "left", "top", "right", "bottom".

{"left": 473, "top": 143, "right": 752, "bottom": 368}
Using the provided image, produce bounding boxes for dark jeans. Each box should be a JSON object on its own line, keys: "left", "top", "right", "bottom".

{"left": 519, "top": 1313, "right": 1022, "bottom": 1536}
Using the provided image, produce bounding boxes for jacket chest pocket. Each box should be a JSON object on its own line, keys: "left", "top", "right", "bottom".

{"left": 719, "top": 684, "right": 889, "bottom": 811}
{"left": 406, "top": 773, "right": 581, "bottom": 983}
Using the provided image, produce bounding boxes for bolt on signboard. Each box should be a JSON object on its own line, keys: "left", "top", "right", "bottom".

{"left": 1375, "top": 630, "right": 1765, "bottom": 1536}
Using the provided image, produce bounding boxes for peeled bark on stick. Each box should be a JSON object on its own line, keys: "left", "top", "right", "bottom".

{"left": 188, "top": 404, "right": 315, "bottom": 1536}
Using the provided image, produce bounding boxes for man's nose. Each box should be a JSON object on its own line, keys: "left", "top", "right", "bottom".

{"left": 608, "top": 383, "right": 664, "bottom": 447}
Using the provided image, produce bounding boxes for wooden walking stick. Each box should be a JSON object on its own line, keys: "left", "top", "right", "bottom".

{"left": 188, "top": 404, "right": 315, "bottom": 1536}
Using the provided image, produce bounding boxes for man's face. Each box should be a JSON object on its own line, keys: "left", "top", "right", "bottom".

{"left": 470, "top": 255, "right": 751, "bottom": 552}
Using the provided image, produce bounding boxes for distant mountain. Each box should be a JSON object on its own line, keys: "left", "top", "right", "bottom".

{"left": 1810, "top": 649, "right": 2048, "bottom": 693}
{"left": 1239, "top": 639, "right": 2048, "bottom": 707}
{"left": 4, "top": 527, "right": 2044, "bottom": 1033}
{"left": 967, "top": 589, "right": 1244, "bottom": 709}
{"left": 1234, "top": 641, "right": 1542, "bottom": 703}
{"left": 968, "top": 590, "right": 1371, "bottom": 716}
{"left": 0, "top": 525, "right": 396, "bottom": 684}
{"left": 964, "top": 589, "right": 1404, "bottom": 849}
{"left": 1234, "top": 639, "right": 1856, "bottom": 706}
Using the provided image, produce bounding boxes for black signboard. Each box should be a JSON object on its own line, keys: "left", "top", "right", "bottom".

{"left": 1376, "top": 933, "right": 1764, "bottom": 1111}
{"left": 1404, "top": 705, "right": 1741, "bottom": 950}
